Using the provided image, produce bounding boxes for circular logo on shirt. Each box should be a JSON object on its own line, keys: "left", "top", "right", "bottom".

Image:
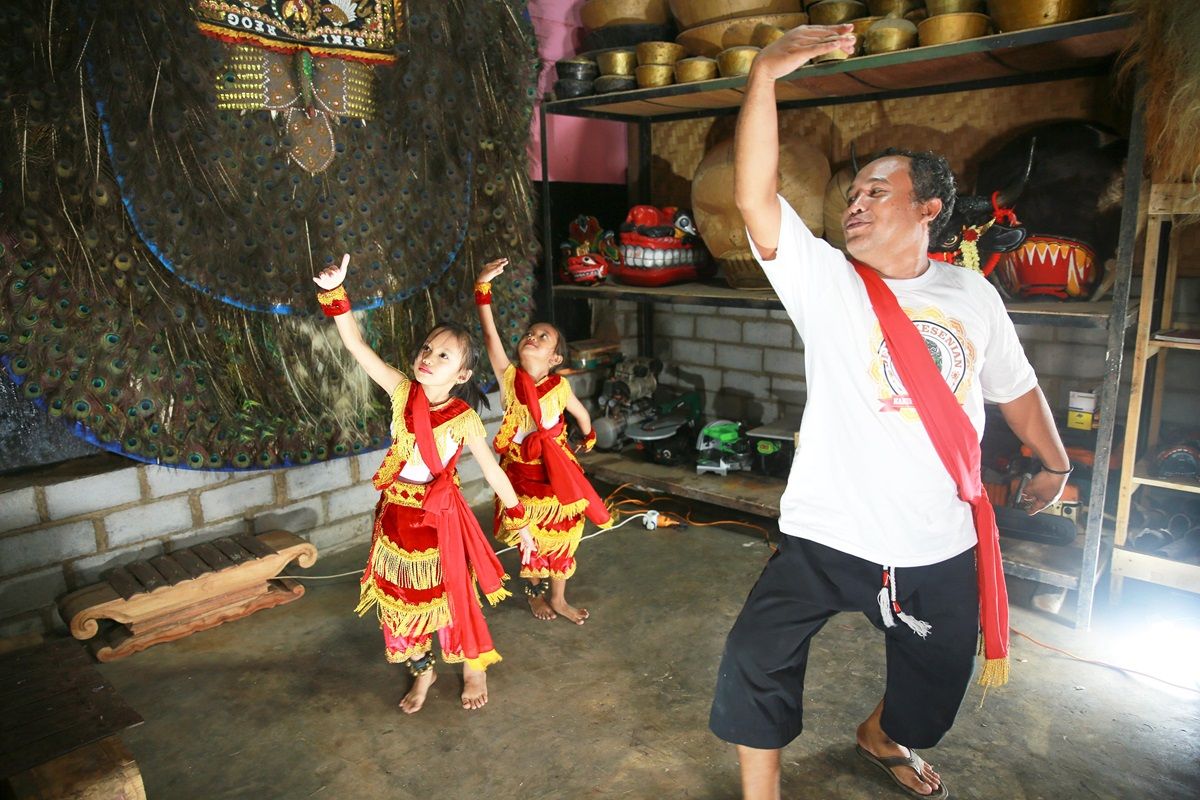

{"left": 869, "top": 306, "right": 975, "bottom": 419}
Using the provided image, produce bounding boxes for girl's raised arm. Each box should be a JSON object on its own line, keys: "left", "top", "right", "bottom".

{"left": 314, "top": 253, "right": 404, "bottom": 395}
{"left": 474, "top": 258, "right": 513, "bottom": 381}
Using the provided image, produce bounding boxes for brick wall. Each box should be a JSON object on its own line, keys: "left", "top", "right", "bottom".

{"left": 0, "top": 396, "right": 504, "bottom": 641}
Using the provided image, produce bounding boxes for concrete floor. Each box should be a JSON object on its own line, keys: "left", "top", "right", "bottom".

{"left": 97, "top": 504, "right": 1200, "bottom": 800}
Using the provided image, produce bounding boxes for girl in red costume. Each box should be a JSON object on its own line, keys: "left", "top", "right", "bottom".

{"left": 315, "top": 254, "right": 535, "bottom": 714}
{"left": 475, "top": 258, "right": 612, "bottom": 625}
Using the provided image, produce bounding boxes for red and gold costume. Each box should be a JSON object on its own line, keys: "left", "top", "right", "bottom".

{"left": 356, "top": 376, "right": 510, "bottom": 670}
{"left": 492, "top": 364, "right": 611, "bottom": 580}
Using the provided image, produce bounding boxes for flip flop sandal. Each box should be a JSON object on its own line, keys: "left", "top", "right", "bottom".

{"left": 855, "top": 744, "right": 950, "bottom": 799}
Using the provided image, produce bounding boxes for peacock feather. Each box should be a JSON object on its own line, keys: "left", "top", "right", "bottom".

{"left": 0, "top": 0, "right": 541, "bottom": 470}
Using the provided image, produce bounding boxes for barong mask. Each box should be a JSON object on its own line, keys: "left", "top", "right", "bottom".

{"left": 616, "top": 206, "right": 713, "bottom": 287}
{"left": 977, "top": 122, "right": 1126, "bottom": 300}
{"left": 559, "top": 215, "right": 619, "bottom": 285}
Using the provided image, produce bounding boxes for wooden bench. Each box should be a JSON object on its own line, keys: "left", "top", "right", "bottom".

{"left": 58, "top": 530, "right": 318, "bottom": 662}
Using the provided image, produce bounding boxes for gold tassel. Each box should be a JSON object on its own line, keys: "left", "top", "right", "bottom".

{"left": 978, "top": 656, "right": 1010, "bottom": 689}
{"left": 484, "top": 585, "right": 511, "bottom": 606}
{"left": 368, "top": 539, "right": 443, "bottom": 590}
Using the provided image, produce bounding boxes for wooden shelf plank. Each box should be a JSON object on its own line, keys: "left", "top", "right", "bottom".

{"left": 1131, "top": 464, "right": 1200, "bottom": 495}
{"left": 583, "top": 450, "right": 1083, "bottom": 587}
{"left": 1111, "top": 548, "right": 1200, "bottom": 595}
{"left": 545, "top": 14, "right": 1132, "bottom": 121}
{"left": 556, "top": 281, "right": 1123, "bottom": 327}
{"left": 1148, "top": 184, "right": 1200, "bottom": 216}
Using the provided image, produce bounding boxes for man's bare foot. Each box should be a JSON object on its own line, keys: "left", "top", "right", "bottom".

{"left": 399, "top": 669, "right": 437, "bottom": 714}
{"left": 528, "top": 593, "right": 556, "bottom": 620}
{"left": 549, "top": 596, "right": 589, "bottom": 625}
{"left": 461, "top": 664, "right": 488, "bottom": 710}
{"left": 856, "top": 702, "right": 942, "bottom": 796}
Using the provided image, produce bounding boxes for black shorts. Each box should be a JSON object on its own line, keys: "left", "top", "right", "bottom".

{"left": 709, "top": 535, "right": 979, "bottom": 750}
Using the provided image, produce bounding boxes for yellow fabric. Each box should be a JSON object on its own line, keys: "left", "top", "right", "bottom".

{"left": 356, "top": 581, "right": 451, "bottom": 639}
{"left": 493, "top": 363, "right": 573, "bottom": 458}
{"left": 368, "top": 538, "right": 443, "bottom": 590}
{"left": 373, "top": 376, "right": 486, "bottom": 489}
{"left": 465, "top": 649, "right": 503, "bottom": 672}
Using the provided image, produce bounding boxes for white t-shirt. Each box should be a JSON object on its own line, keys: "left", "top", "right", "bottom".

{"left": 751, "top": 198, "right": 1038, "bottom": 567}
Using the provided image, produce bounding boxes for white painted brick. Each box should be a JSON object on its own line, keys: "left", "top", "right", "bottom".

{"left": 355, "top": 450, "right": 388, "bottom": 484}
{"left": 671, "top": 339, "right": 715, "bottom": 367}
{"left": 143, "top": 465, "right": 229, "bottom": 497}
{"left": 743, "top": 320, "right": 795, "bottom": 349}
{"left": 285, "top": 458, "right": 353, "bottom": 500}
{"left": 104, "top": 497, "right": 193, "bottom": 548}
{"left": 718, "top": 306, "right": 768, "bottom": 318}
{"left": 768, "top": 309, "right": 792, "bottom": 321}
{"left": 199, "top": 476, "right": 276, "bottom": 522}
{"left": 460, "top": 478, "right": 494, "bottom": 509}
{"left": 697, "top": 317, "right": 742, "bottom": 343}
{"left": 253, "top": 497, "right": 325, "bottom": 535}
{"left": 326, "top": 482, "right": 381, "bottom": 522}
{"left": 715, "top": 344, "right": 763, "bottom": 372}
{"left": 44, "top": 468, "right": 142, "bottom": 520}
{"left": 672, "top": 303, "right": 712, "bottom": 316}
{"left": 664, "top": 364, "right": 723, "bottom": 398}
{"left": 1055, "top": 327, "right": 1108, "bottom": 346}
{"left": 620, "top": 336, "right": 639, "bottom": 355}
{"left": 0, "top": 566, "right": 67, "bottom": 617}
{"left": 1030, "top": 343, "right": 1106, "bottom": 379}
{"left": 654, "top": 313, "right": 694, "bottom": 338}
{"left": 67, "top": 542, "right": 164, "bottom": 589}
{"left": 711, "top": 391, "right": 749, "bottom": 422}
{"left": 165, "top": 520, "right": 251, "bottom": 554}
{"left": 770, "top": 376, "right": 808, "bottom": 405}
{"left": 0, "top": 488, "right": 40, "bottom": 533}
{"left": 722, "top": 369, "right": 772, "bottom": 401}
{"left": 764, "top": 348, "right": 806, "bottom": 377}
{"left": 0, "top": 521, "right": 97, "bottom": 577}
{"left": 305, "top": 513, "right": 372, "bottom": 555}
{"left": 1013, "top": 324, "right": 1057, "bottom": 343}
{"left": 479, "top": 389, "right": 504, "bottom": 422}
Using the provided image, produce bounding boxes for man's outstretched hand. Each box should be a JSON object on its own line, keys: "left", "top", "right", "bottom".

{"left": 752, "top": 24, "right": 856, "bottom": 81}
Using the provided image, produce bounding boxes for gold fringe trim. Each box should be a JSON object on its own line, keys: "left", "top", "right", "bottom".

{"left": 374, "top": 378, "right": 486, "bottom": 489}
{"left": 520, "top": 564, "right": 577, "bottom": 581}
{"left": 441, "top": 651, "right": 466, "bottom": 665}
{"left": 356, "top": 580, "right": 451, "bottom": 639}
{"left": 494, "top": 364, "right": 573, "bottom": 454}
{"left": 977, "top": 656, "right": 1009, "bottom": 689}
{"left": 466, "top": 650, "right": 502, "bottom": 672}
{"left": 484, "top": 586, "right": 512, "bottom": 606}
{"left": 385, "top": 642, "right": 431, "bottom": 664}
{"left": 367, "top": 537, "right": 443, "bottom": 590}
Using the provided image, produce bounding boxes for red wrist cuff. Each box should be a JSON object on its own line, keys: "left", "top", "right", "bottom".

{"left": 474, "top": 282, "right": 492, "bottom": 306}
{"left": 317, "top": 285, "right": 351, "bottom": 317}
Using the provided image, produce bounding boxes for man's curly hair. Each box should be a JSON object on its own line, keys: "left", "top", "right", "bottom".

{"left": 873, "top": 147, "right": 957, "bottom": 243}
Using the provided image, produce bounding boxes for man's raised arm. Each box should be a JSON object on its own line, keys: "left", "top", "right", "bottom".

{"left": 735, "top": 25, "right": 856, "bottom": 261}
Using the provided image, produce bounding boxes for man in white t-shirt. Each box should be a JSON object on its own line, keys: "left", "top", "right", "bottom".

{"left": 708, "top": 25, "right": 1072, "bottom": 800}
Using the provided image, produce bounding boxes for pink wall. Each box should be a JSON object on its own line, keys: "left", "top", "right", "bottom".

{"left": 527, "top": 0, "right": 629, "bottom": 184}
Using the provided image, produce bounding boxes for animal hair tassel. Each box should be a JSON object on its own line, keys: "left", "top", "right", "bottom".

{"left": 880, "top": 566, "right": 933, "bottom": 638}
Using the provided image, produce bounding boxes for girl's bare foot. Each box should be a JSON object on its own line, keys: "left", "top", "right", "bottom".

{"left": 549, "top": 578, "right": 588, "bottom": 625}
{"left": 399, "top": 669, "right": 437, "bottom": 714}
{"left": 461, "top": 664, "right": 488, "bottom": 710}
{"left": 529, "top": 594, "right": 556, "bottom": 620}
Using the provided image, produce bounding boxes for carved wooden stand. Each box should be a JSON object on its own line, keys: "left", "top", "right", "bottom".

{"left": 59, "top": 530, "right": 318, "bottom": 662}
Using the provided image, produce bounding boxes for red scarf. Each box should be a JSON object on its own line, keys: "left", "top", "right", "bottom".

{"left": 854, "top": 261, "right": 1010, "bottom": 687}
{"left": 514, "top": 368, "right": 611, "bottom": 526}
{"left": 409, "top": 384, "right": 508, "bottom": 666}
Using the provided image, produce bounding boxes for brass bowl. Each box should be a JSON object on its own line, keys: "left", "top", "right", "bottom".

{"left": 751, "top": 23, "right": 787, "bottom": 47}
{"left": 597, "top": 49, "right": 638, "bottom": 75}
{"left": 864, "top": 17, "right": 917, "bottom": 54}
{"left": 637, "top": 40, "right": 687, "bottom": 65}
{"left": 636, "top": 64, "right": 676, "bottom": 87}
{"left": 674, "top": 56, "right": 720, "bottom": 82}
{"left": 676, "top": 12, "right": 807, "bottom": 57}
{"left": 925, "top": 0, "right": 984, "bottom": 15}
{"left": 808, "top": 0, "right": 867, "bottom": 25}
{"left": 849, "top": 15, "right": 881, "bottom": 53}
{"left": 668, "top": 0, "right": 803, "bottom": 29}
{"left": 917, "top": 11, "right": 990, "bottom": 45}
{"left": 988, "top": 0, "right": 1096, "bottom": 33}
{"left": 717, "top": 45, "right": 761, "bottom": 77}
{"left": 581, "top": 0, "right": 671, "bottom": 30}
{"left": 866, "top": 0, "right": 922, "bottom": 15}
{"left": 593, "top": 74, "right": 639, "bottom": 93}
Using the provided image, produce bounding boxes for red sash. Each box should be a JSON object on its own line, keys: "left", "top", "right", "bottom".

{"left": 854, "top": 261, "right": 1009, "bottom": 687}
{"left": 409, "top": 384, "right": 508, "bottom": 666}
{"left": 514, "top": 368, "right": 611, "bottom": 526}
